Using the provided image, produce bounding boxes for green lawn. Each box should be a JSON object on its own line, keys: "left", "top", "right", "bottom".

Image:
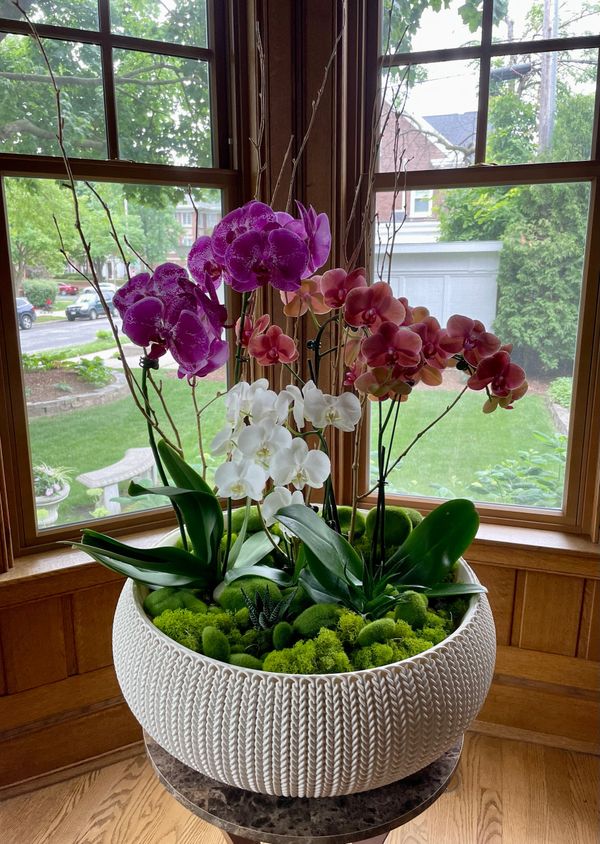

{"left": 29, "top": 376, "right": 226, "bottom": 525}
{"left": 369, "top": 386, "right": 563, "bottom": 507}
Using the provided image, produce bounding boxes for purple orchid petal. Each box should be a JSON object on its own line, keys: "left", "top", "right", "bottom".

{"left": 179, "top": 337, "right": 230, "bottom": 379}
{"left": 168, "top": 309, "right": 210, "bottom": 370}
{"left": 266, "top": 228, "right": 309, "bottom": 291}
{"left": 112, "top": 272, "right": 151, "bottom": 317}
{"left": 122, "top": 297, "right": 165, "bottom": 350}
{"left": 295, "top": 201, "right": 331, "bottom": 275}
{"left": 212, "top": 201, "right": 277, "bottom": 262}
{"left": 188, "top": 236, "right": 223, "bottom": 290}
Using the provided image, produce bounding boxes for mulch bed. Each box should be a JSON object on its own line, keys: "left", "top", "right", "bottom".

{"left": 24, "top": 369, "right": 106, "bottom": 403}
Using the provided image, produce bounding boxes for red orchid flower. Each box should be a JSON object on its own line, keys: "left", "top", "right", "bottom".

{"left": 445, "top": 314, "right": 501, "bottom": 365}
{"left": 344, "top": 282, "right": 406, "bottom": 330}
{"left": 235, "top": 313, "right": 270, "bottom": 348}
{"left": 467, "top": 350, "right": 526, "bottom": 398}
{"left": 321, "top": 267, "right": 368, "bottom": 309}
{"left": 362, "top": 321, "right": 423, "bottom": 369}
{"left": 248, "top": 324, "right": 299, "bottom": 366}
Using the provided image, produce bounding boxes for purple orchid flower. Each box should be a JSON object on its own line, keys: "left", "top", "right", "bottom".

{"left": 115, "top": 262, "right": 228, "bottom": 379}
{"left": 225, "top": 228, "right": 309, "bottom": 293}
{"left": 211, "top": 201, "right": 278, "bottom": 264}
{"left": 187, "top": 236, "right": 223, "bottom": 290}
{"left": 286, "top": 201, "right": 331, "bottom": 276}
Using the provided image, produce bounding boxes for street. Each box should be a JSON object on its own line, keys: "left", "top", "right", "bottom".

{"left": 19, "top": 316, "right": 122, "bottom": 354}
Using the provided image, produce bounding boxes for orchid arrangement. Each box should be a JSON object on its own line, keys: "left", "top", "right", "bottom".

{"left": 75, "top": 192, "right": 529, "bottom": 671}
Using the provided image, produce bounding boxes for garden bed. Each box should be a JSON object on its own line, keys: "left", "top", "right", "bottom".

{"left": 26, "top": 369, "right": 127, "bottom": 417}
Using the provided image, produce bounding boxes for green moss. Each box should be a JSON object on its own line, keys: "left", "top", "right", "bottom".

{"left": 420, "top": 626, "right": 447, "bottom": 645}
{"left": 313, "top": 629, "right": 351, "bottom": 673}
{"left": 215, "top": 577, "right": 282, "bottom": 612}
{"left": 202, "top": 626, "right": 230, "bottom": 662}
{"left": 143, "top": 587, "right": 207, "bottom": 618}
{"left": 234, "top": 607, "right": 251, "bottom": 629}
{"left": 272, "top": 621, "right": 295, "bottom": 650}
{"left": 293, "top": 603, "right": 342, "bottom": 638}
{"left": 353, "top": 643, "right": 395, "bottom": 669}
{"left": 153, "top": 609, "right": 202, "bottom": 651}
{"left": 393, "top": 619, "right": 414, "bottom": 639}
{"left": 365, "top": 505, "right": 412, "bottom": 545}
{"left": 337, "top": 611, "right": 365, "bottom": 644}
{"left": 399, "top": 636, "right": 434, "bottom": 658}
{"left": 357, "top": 618, "right": 396, "bottom": 647}
{"left": 229, "top": 653, "right": 264, "bottom": 670}
{"left": 263, "top": 628, "right": 349, "bottom": 674}
{"left": 229, "top": 644, "right": 246, "bottom": 654}
{"left": 402, "top": 507, "right": 423, "bottom": 527}
{"left": 229, "top": 506, "right": 263, "bottom": 534}
{"left": 394, "top": 591, "right": 429, "bottom": 628}
{"left": 337, "top": 506, "right": 366, "bottom": 539}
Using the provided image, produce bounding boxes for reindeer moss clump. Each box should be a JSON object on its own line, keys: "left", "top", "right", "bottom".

{"left": 150, "top": 591, "right": 469, "bottom": 674}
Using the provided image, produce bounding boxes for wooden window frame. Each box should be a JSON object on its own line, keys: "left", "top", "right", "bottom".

{"left": 346, "top": 0, "right": 600, "bottom": 543}
{"left": 0, "top": 0, "right": 250, "bottom": 565}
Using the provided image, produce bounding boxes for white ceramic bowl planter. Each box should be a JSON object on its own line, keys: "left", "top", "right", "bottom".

{"left": 112, "top": 556, "right": 495, "bottom": 798}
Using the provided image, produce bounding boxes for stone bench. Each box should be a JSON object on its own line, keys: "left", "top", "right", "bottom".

{"left": 77, "top": 447, "right": 158, "bottom": 515}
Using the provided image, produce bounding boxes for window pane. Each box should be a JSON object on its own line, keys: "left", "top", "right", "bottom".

{"left": 4, "top": 177, "right": 224, "bottom": 530}
{"left": 0, "top": 35, "right": 106, "bottom": 158}
{"left": 371, "top": 183, "right": 589, "bottom": 509}
{"left": 487, "top": 50, "right": 597, "bottom": 164}
{"left": 378, "top": 61, "right": 479, "bottom": 172}
{"left": 113, "top": 49, "right": 212, "bottom": 166}
{"left": 0, "top": 0, "right": 98, "bottom": 29}
{"left": 381, "top": 0, "right": 481, "bottom": 55}
{"left": 493, "top": 0, "right": 600, "bottom": 43}
{"left": 110, "top": 0, "right": 208, "bottom": 48}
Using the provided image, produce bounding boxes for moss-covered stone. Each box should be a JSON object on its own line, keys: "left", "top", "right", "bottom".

{"left": 365, "top": 505, "right": 412, "bottom": 546}
{"left": 272, "top": 621, "right": 295, "bottom": 650}
{"left": 337, "top": 506, "right": 366, "bottom": 539}
{"left": 229, "top": 652, "right": 264, "bottom": 670}
{"left": 202, "top": 626, "right": 230, "bottom": 662}
{"left": 229, "top": 506, "right": 263, "bottom": 534}
{"left": 357, "top": 618, "right": 397, "bottom": 647}
{"left": 394, "top": 590, "right": 429, "bottom": 628}
{"left": 214, "top": 577, "right": 282, "bottom": 612}
{"left": 292, "top": 603, "right": 342, "bottom": 639}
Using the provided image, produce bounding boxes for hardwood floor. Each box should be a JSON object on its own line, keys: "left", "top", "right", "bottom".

{"left": 0, "top": 733, "right": 597, "bottom": 844}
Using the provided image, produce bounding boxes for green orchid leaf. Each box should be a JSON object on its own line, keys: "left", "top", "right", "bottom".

{"left": 71, "top": 542, "right": 208, "bottom": 588}
{"left": 422, "top": 582, "right": 487, "bottom": 598}
{"left": 81, "top": 529, "right": 211, "bottom": 573}
{"left": 128, "top": 481, "right": 220, "bottom": 566}
{"left": 385, "top": 499, "right": 479, "bottom": 587}
{"left": 228, "top": 499, "right": 251, "bottom": 567}
{"left": 230, "top": 531, "right": 279, "bottom": 571}
{"left": 224, "top": 564, "right": 291, "bottom": 586}
{"left": 157, "top": 439, "right": 224, "bottom": 558}
{"left": 299, "top": 569, "right": 343, "bottom": 605}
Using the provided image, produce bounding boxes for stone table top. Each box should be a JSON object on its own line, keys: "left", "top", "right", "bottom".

{"left": 144, "top": 733, "right": 463, "bottom": 844}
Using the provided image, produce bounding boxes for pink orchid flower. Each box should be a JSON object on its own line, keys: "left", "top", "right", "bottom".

{"left": 248, "top": 324, "right": 299, "bottom": 366}
{"left": 343, "top": 358, "right": 367, "bottom": 388}
{"left": 445, "top": 314, "right": 501, "bottom": 365}
{"left": 354, "top": 366, "right": 413, "bottom": 401}
{"left": 467, "top": 350, "right": 526, "bottom": 398}
{"left": 235, "top": 313, "right": 270, "bottom": 348}
{"left": 280, "top": 278, "right": 331, "bottom": 317}
{"left": 321, "top": 267, "right": 367, "bottom": 309}
{"left": 362, "top": 321, "right": 423, "bottom": 369}
{"left": 483, "top": 380, "right": 529, "bottom": 413}
{"left": 398, "top": 298, "right": 429, "bottom": 327}
{"left": 344, "top": 282, "right": 406, "bottom": 330}
{"left": 410, "top": 316, "right": 464, "bottom": 370}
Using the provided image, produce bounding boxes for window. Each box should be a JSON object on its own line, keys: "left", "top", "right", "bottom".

{"left": 0, "top": 1, "right": 240, "bottom": 556}
{"left": 364, "top": 0, "right": 600, "bottom": 533}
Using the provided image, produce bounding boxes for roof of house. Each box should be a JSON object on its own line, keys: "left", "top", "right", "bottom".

{"left": 424, "top": 112, "right": 477, "bottom": 149}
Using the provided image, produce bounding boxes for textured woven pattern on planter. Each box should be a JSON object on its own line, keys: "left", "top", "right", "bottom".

{"left": 113, "top": 560, "right": 496, "bottom": 797}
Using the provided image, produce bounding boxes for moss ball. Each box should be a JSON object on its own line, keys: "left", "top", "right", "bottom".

{"left": 365, "top": 506, "right": 412, "bottom": 546}
{"left": 229, "top": 652, "right": 264, "bottom": 670}
{"left": 394, "top": 590, "right": 429, "bottom": 628}
{"left": 293, "top": 603, "right": 342, "bottom": 639}
{"left": 403, "top": 507, "right": 423, "bottom": 527}
{"left": 202, "top": 626, "right": 230, "bottom": 663}
{"left": 229, "top": 506, "right": 263, "bottom": 534}
{"left": 357, "top": 618, "right": 397, "bottom": 647}
{"left": 272, "top": 621, "right": 295, "bottom": 650}
{"left": 337, "top": 506, "right": 366, "bottom": 539}
{"left": 214, "top": 577, "right": 282, "bottom": 612}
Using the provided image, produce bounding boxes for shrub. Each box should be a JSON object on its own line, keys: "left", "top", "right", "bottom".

{"left": 69, "top": 357, "right": 113, "bottom": 386}
{"left": 547, "top": 377, "right": 572, "bottom": 409}
{"left": 23, "top": 279, "right": 57, "bottom": 308}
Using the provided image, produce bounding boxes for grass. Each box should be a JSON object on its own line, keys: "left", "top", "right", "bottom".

{"left": 369, "top": 385, "right": 559, "bottom": 505}
{"left": 29, "top": 376, "right": 226, "bottom": 525}
{"left": 23, "top": 337, "right": 118, "bottom": 364}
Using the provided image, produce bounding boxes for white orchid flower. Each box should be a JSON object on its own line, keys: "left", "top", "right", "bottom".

{"left": 261, "top": 486, "right": 305, "bottom": 527}
{"left": 237, "top": 420, "right": 293, "bottom": 470}
{"left": 281, "top": 380, "right": 319, "bottom": 430}
{"left": 224, "top": 379, "right": 269, "bottom": 425}
{"left": 210, "top": 423, "right": 242, "bottom": 455}
{"left": 214, "top": 458, "right": 267, "bottom": 501}
{"left": 303, "top": 390, "right": 362, "bottom": 432}
{"left": 270, "top": 439, "right": 331, "bottom": 490}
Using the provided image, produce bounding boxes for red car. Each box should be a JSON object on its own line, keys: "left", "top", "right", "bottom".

{"left": 58, "top": 282, "right": 79, "bottom": 296}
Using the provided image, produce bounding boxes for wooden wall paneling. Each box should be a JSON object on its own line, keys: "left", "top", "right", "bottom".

{"left": 72, "top": 581, "right": 123, "bottom": 674}
{"left": 578, "top": 579, "right": 600, "bottom": 661}
{"left": 470, "top": 563, "right": 516, "bottom": 646}
{"left": 0, "top": 596, "right": 68, "bottom": 693}
{"left": 0, "top": 701, "right": 141, "bottom": 788}
{"left": 510, "top": 570, "right": 585, "bottom": 656}
{"left": 0, "top": 631, "right": 6, "bottom": 696}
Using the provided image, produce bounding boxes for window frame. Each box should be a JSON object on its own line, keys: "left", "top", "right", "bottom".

{"left": 350, "top": 0, "right": 600, "bottom": 540}
{"left": 0, "top": 0, "right": 248, "bottom": 562}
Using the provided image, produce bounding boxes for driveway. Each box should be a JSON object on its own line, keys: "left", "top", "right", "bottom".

{"left": 19, "top": 316, "right": 122, "bottom": 354}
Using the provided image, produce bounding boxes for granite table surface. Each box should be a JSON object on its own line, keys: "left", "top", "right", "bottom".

{"left": 144, "top": 733, "right": 463, "bottom": 844}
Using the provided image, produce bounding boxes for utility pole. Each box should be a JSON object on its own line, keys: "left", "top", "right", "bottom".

{"left": 539, "top": 0, "right": 559, "bottom": 151}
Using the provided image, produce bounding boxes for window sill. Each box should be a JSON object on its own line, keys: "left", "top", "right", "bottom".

{"left": 1, "top": 520, "right": 598, "bottom": 607}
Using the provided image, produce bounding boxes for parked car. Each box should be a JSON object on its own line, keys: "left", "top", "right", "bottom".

{"left": 16, "top": 296, "right": 37, "bottom": 330}
{"left": 65, "top": 291, "right": 117, "bottom": 321}
{"left": 58, "top": 282, "right": 79, "bottom": 296}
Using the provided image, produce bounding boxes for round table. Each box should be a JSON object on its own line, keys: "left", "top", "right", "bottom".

{"left": 144, "top": 733, "right": 462, "bottom": 844}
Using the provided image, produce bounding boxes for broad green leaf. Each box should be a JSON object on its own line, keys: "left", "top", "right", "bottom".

{"left": 71, "top": 543, "right": 207, "bottom": 588}
{"left": 224, "top": 564, "right": 291, "bottom": 585}
{"left": 230, "top": 531, "right": 279, "bottom": 571}
{"left": 157, "top": 439, "right": 224, "bottom": 557}
{"left": 422, "top": 582, "right": 487, "bottom": 598}
{"left": 299, "top": 569, "right": 343, "bottom": 605}
{"left": 227, "top": 499, "right": 251, "bottom": 567}
{"left": 81, "top": 529, "right": 210, "bottom": 574}
{"left": 385, "top": 499, "right": 479, "bottom": 588}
